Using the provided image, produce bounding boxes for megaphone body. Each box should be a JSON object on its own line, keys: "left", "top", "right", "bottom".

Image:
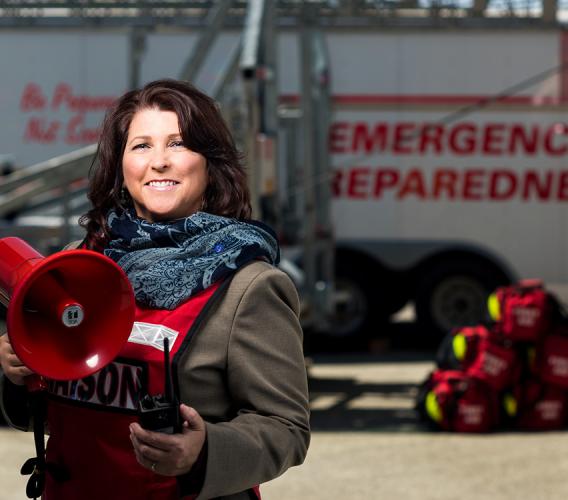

{"left": 0, "top": 237, "right": 135, "bottom": 386}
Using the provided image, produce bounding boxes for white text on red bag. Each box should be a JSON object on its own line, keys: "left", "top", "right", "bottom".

{"left": 488, "top": 280, "right": 550, "bottom": 342}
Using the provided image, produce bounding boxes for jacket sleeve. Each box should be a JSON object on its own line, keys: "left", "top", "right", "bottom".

{"left": 0, "top": 371, "right": 32, "bottom": 431}
{"left": 197, "top": 267, "right": 310, "bottom": 499}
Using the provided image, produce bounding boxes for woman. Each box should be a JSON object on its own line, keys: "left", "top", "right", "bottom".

{"left": 0, "top": 79, "right": 310, "bottom": 499}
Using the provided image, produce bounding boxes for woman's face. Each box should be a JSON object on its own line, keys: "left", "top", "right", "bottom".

{"left": 122, "top": 107, "right": 208, "bottom": 223}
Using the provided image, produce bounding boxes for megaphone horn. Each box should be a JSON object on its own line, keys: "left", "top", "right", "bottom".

{"left": 0, "top": 237, "right": 135, "bottom": 387}
{"left": 0, "top": 243, "right": 84, "bottom": 328}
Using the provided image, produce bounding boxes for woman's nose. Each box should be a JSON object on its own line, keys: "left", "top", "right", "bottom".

{"left": 150, "top": 148, "right": 170, "bottom": 170}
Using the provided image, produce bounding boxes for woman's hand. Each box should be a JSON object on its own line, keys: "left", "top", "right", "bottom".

{"left": 0, "top": 333, "right": 34, "bottom": 385}
{"left": 130, "top": 404, "right": 207, "bottom": 476}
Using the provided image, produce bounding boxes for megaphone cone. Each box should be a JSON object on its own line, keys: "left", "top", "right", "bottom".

{"left": 0, "top": 237, "right": 135, "bottom": 382}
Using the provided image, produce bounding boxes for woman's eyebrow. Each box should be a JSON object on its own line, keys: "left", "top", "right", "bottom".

{"left": 127, "top": 135, "right": 150, "bottom": 145}
{"left": 127, "top": 133, "right": 182, "bottom": 145}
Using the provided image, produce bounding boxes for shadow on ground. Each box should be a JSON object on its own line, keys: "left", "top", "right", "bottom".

{"left": 304, "top": 320, "right": 440, "bottom": 356}
{"left": 308, "top": 376, "right": 427, "bottom": 432}
{"left": 306, "top": 321, "right": 437, "bottom": 432}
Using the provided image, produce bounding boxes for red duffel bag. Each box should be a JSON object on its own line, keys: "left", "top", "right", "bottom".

{"left": 437, "top": 325, "right": 520, "bottom": 391}
{"left": 487, "top": 280, "right": 551, "bottom": 342}
{"left": 436, "top": 325, "right": 490, "bottom": 370}
{"left": 416, "top": 369, "right": 501, "bottom": 433}
{"left": 503, "top": 378, "right": 568, "bottom": 431}
{"left": 466, "top": 335, "right": 520, "bottom": 391}
{"left": 535, "top": 328, "right": 568, "bottom": 389}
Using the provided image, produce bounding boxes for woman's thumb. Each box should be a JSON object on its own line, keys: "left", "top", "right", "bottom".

{"left": 180, "top": 404, "right": 204, "bottom": 431}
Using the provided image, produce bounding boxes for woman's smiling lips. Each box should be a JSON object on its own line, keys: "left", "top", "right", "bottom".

{"left": 145, "top": 179, "right": 180, "bottom": 191}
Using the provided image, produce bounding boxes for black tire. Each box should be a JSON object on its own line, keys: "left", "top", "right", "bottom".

{"left": 415, "top": 259, "right": 509, "bottom": 340}
{"left": 326, "top": 259, "right": 403, "bottom": 341}
{"left": 328, "top": 272, "right": 377, "bottom": 339}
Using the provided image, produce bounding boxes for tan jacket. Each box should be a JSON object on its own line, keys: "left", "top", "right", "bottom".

{"left": 184, "top": 261, "right": 310, "bottom": 499}
{"left": 1, "top": 258, "right": 310, "bottom": 500}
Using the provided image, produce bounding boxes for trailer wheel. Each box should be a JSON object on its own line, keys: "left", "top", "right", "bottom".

{"left": 415, "top": 259, "right": 508, "bottom": 339}
{"left": 328, "top": 275, "right": 375, "bottom": 338}
{"left": 327, "top": 259, "right": 399, "bottom": 341}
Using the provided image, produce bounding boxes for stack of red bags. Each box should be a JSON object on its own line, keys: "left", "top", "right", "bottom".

{"left": 416, "top": 280, "right": 568, "bottom": 432}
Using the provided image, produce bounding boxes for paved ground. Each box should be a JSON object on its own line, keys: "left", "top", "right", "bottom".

{"left": 263, "top": 354, "right": 568, "bottom": 500}
{"left": 3, "top": 353, "right": 568, "bottom": 499}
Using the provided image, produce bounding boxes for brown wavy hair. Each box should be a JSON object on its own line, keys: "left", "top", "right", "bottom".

{"left": 80, "top": 79, "right": 251, "bottom": 250}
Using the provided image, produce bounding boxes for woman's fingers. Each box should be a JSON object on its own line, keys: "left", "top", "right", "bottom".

{"left": 130, "top": 430, "right": 174, "bottom": 475}
{"left": 130, "top": 423, "right": 176, "bottom": 450}
{"left": 12, "top": 365, "right": 34, "bottom": 377}
{"left": 130, "top": 432, "right": 168, "bottom": 461}
{"left": 6, "top": 351, "right": 25, "bottom": 366}
{"left": 129, "top": 410, "right": 206, "bottom": 477}
{"left": 0, "top": 334, "right": 34, "bottom": 385}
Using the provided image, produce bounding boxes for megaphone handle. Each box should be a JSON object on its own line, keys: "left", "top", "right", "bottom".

{"left": 25, "top": 374, "right": 48, "bottom": 393}
{"left": 20, "top": 391, "right": 49, "bottom": 499}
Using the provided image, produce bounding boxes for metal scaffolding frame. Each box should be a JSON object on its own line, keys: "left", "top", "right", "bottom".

{"left": 0, "top": 0, "right": 567, "bottom": 26}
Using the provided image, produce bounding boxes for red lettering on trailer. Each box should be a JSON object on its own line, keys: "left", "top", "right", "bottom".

{"left": 332, "top": 121, "right": 568, "bottom": 157}
{"left": 52, "top": 84, "right": 68, "bottom": 110}
{"left": 20, "top": 83, "right": 47, "bottom": 111}
{"left": 329, "top": 122, "right": 350, "bottom": 153}
{"left": 508, "top": 125, "right": 538, "bottom": 155}
{"left": 544, "top": 125, "right": 568, "bottom": 156}
{"left": 65, "top": 114, "right": 101, "bottom": 144}
{"left": 348, "top": 167, "right": 370, "bottom": 198}
{"left": 51, "top": 83, "right": 117, "bottom": 112}
{"left": 418, "top": 124, "right": 444, "bottom": 154}
{"left": 489, "top": 170, "right": 517, "bottom": 200}
{"left": 351, "top": 123, "right": 388, "bottom": 154}
{"left": 482, "top": 123, "right": 506, "bottom": 155}
{"left": 463, "top": 169, "right": 485, "bottom": 200}
{"left": 23, "top": 118, "right": 60, "bottom": 143}
{"left": 558, "top": 172, "right": 568, "bottom": 200}
{"left": 397, "top": 169, "right": 427, "bottom": 199}
{"left": 393, "top": 123, "right": 414, "bottom": 154}
{"left": 448, "top": 123, "right": 476, "bottom": 155}
{"left": 331, "top": 169, "right": 343, "bottom": 197}
{"left": 522, "top": 171, "right": 553, "bottom": 200}
{"left": 333, "top": 167, "right": 568, "bottom": 202}
{"left": 373, "top": 169, "right": 399, "bottom": 197}
{"left": 17, "top": 82, "right": 117, "bottom": 146}
{"left": 433, "top": 169, "right": 458, "bottom": 199}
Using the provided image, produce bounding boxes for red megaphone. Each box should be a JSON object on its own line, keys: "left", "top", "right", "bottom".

{"left": 0, "top": 237, "right": 135, "bottom": 389}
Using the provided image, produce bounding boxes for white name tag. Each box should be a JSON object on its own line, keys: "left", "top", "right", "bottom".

{"left": 128, "top": 322, "right": 179, "bottom": 351}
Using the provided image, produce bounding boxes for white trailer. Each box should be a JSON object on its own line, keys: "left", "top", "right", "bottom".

{"left": 306, "top": 30, "right": 568, "bottom": 340}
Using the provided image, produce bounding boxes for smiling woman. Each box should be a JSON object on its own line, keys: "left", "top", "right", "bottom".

{"left": 82, "top": 79, "right": 252, "bottom": 250}
{"left": 0, "top": 79, "right": 310, "bottom": 500}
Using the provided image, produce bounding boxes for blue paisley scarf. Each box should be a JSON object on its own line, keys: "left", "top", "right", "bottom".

{"left": 104, "top": 209, "right": 279, "bottom": 309}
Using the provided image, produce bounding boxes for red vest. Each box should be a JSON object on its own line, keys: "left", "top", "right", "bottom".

{"left": 42, "top": 284, "right": 220, "bottom": 500}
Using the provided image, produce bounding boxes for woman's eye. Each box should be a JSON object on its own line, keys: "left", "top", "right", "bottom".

{"left": 132, "top": 143, "right": 149, "bottom": 150}
{"left": 170, "top": 141, "right": 185, "bottom": 148}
